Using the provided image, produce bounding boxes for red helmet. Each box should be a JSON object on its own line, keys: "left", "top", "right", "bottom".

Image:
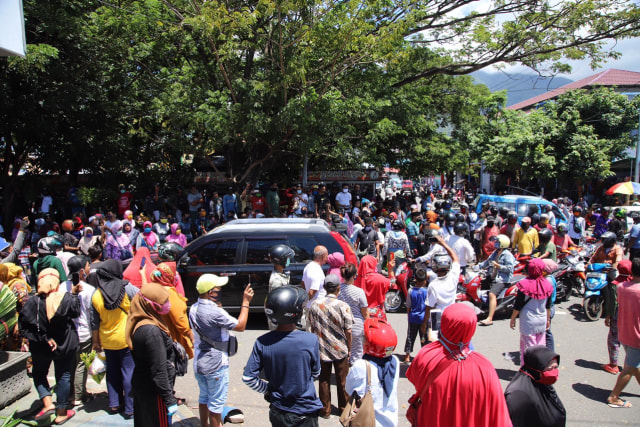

{"left": 363, "top": 318, "right": 397, "bottom": 358}
{"left": 61, "top": 219, "right": 74, "bottom": 232}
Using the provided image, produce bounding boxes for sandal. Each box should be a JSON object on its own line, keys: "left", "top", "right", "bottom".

{"left": 35, "top": 407, "right": 55, "bottom": 421}
{"left": 478, "top": 320, "right": 493, "bottom": 326}
{"left": 55, "top": 409, "right": 76, "bottom": 425}
{"left": 607, "top": 398, "right": 632, "bottom": 408}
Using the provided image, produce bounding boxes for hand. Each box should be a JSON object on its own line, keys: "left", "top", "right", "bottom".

{"left": 167, "top": 404, "right": 178, "bottom": 416}
{"left": 388, "top": 259, "right": 396, "bottom": 269}
{"left": 72, "top": 283, "right": 83, "bottom": 294}
{"left": 546, "top": 319, "right": 551, "bottom": 330}
{"left": 492, "top": 261, "right": 500, "bottom": 268}
{"left": 242, "top": 283, "right": 254, "bottom": 303}
{"left": 510, "top": 318, "right": 516, "bottom": 330}
{"left": 92, "top": 342, "right": 102, "bottom": 352}
{"left": 605, "top": 316, "right": 611, "bottom": 327}
{"left": 19, "top": 217, "right": 30, "bottom": 231}
{"left": 47, "top": 339, "right": 57, "bottom": 352}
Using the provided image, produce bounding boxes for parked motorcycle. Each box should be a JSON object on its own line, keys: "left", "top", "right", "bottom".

{"left": 583, "top": 262, "right": 611, "bottom": 321}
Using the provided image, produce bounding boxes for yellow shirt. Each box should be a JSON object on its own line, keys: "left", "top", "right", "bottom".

{"left": 512, "top": 227, "right": 539, "bottom": 255}
{"left": 92, "top": 291, "right": 131, "bottom": 350}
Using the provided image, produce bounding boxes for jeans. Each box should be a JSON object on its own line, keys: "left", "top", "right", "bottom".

{"left": 69, "top": 339, "right": 92, "bottom": 402}
{"left": 318, "top": 358, "right": 349, "bottom": 416}
{"left": 269, "top": 406, "right": 318, "bottom": 427}
{"left": 105, "top": 348, "right": 135, "bottom": 415}
{"left": 31, "top": 351, "right": 73, "bottom": 410}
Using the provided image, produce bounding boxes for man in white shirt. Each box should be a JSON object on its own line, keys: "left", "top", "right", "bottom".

{"left": 292, "top": 184, "right": 309, "bottom": 216}
{"left": 420, "top": 236, "right": 460, "bottom": 340}
{"left": 564, "top": 205, "right": 586, "bottom": 242}
{"left": 302, "top": 245, "right": 328, "bottom": 309}
{"left": 40, "top": 190, "right": 53, "bottom": 213}
{"left": 335, "top": 184, "right": 352, "bottom": 210}
{"left": 446, "top": 223, "right": 476, "bottom": 274}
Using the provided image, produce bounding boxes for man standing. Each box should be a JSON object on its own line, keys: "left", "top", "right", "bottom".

{"left": 307, "top": 275, "right": 353, "bottom": 418}
{"left": 335, "top": 183, "right": 352, "bottom": 210}
{"left": 512, "top": 217, "right": 539, "bottom": 255}
{"left": 302, "top": 246, "right": 328, "bottom": 309}
{"left": 566, "top": 205, "right": 586, "bottom": 243}
{"left": 314, "top": 185, "right": 331, "bottom": 218}
{"left": 266, "top": 183, "right": 281, "bottom": 218}
{"left": 188, "top": 186, "right": 204, "bottom": 228}
{"left": 606, "top": 258, "right": 640, "bottom": 408}
{"left": 222, "top": 186, "right": 238, "bottom": 220}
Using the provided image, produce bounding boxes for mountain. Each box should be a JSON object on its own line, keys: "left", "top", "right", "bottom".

{"left": 471, "top": 70, "right": 573, "bottom": 107}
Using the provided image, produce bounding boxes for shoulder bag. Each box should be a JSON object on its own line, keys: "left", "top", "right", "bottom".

{"left": 406, "top": 356, "right": 451, "bottom": 426}
{"left": 340, "top": 362, "right": 375, "bottom": 427}
{"left": 192, "top": 321, "right": 238, "bottom": 357}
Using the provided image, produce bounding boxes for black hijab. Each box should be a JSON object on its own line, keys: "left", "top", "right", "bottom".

{"left": 92, "top": 259, "right": 127, "bottom": 310}
{"left": 504, "top": 346, "right": 566, "bottom": 427}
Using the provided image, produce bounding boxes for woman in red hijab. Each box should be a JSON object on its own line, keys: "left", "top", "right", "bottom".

{"left": 355, "top": 255, "right": 393, "bottom": 320}
{"left": 406, "top": 303, "right": 512, "bottom": 427}
{"left": 123, "top": 247, "right": 156, "bottom": 288}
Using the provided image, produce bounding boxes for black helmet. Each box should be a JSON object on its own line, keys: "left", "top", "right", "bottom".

{"left": 158, "top": 242, "right": 183, "bottom": 261}
{"left": 538, "top": 228, "right": 552, "bottom": 245}
{"left": 601, "top": 231, "right": 616, "bottom": 248}
{"left": 573, "top": 206, "right": 584, "bottom": 216}
{"left": 391, "top": 220, "right": 403, "bottom": 231}
{"left": 498, "top": 207, "right": 509, "bottom": 218}
{"left": 454, "top": 222, "right": 468, "bottom": 236}
{"left": 556, "top": 223, "right": 568, "bottom": 236}
{"left": 507, "top": 211, "right": 518, "bottom": 223}
{"left": 531, "top": 213, "right": 540, "bottom": 225}
{"left": 445, "top": 212, "right": 456, "bottom": 226}
{"left": 614, "top": 207, "right": 626, "bottom": 219}
{"left": 270, "top": 244, "right": 295, "bottom": 267}
{"left": 455, "top": 213, "right": 465, "bottom": 223}
{"left": 38, "top": 236, "right": 61, "bottom": 255}
{"left": 426, "top": 228, "right": 441, "bottom": 243}
{"left": 264, "top": 286, "right": 307, "bottom": 327}
{"left": 489, "top": 205, "right": 498, "bottom": 217}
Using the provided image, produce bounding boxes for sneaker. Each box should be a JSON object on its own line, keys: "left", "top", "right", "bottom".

{"left": 602, "top": 364, "right": 619, "bottom": 375}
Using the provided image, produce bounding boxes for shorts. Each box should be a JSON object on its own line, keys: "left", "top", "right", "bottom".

{"left": 623, "top": 345, "right": 640, "bottom": 368}
{"left": 195, "top": 366, "right": 229, "bottom": 414}
{"left": 489, "top": 281, "right": 506, "bottom": 296}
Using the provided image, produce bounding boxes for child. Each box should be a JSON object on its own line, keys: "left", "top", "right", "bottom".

{"left": 403, "top": 268, "right": 430, "bottom": 363}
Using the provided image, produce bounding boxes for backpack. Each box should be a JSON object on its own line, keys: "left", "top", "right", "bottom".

{"left": 358, "top": 229, "right": 377, "bottom": 255}
{"left": 572, "top": 218, "right": 582, "bottom": 234}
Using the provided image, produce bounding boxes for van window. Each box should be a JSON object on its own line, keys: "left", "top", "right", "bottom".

{"left": 517, "top": 204, "right": 530, "bottom": 217}
{"left": 245, "top": 239, "right": 288, "bottom": 264}
{"left": 552, "top": 206, "right": 565, "bottom": 222}
{"left": 494, "top": 202, "right": 516, "bottom": 212}
{"left": 192, "top": 240, "right": 239, "bottom": 265}
{"left": 288, "top": 236, "right": 319, "bottom": 263}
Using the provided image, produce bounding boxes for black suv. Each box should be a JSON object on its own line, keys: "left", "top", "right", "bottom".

{"left": 177, "top": 218, "right": 357, "bottom": 310}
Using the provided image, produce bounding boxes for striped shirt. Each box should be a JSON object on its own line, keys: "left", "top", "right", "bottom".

{"left": 338, "top": 284, "right": 368, "bottom": 324}
{"left": 308, "top": 295, "right": 354, "bottom": 361}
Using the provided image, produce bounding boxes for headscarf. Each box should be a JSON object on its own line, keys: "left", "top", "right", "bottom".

{"left": 406, "top": 303, "right": 512, "bottom": 427}
{"left": 125, "top": 282, "right": 170, "bottom": 350}
{"left": 141, "top": 221, "right": 158, "bottom": 248}
{"left": 362, "top": 354, "right": 397, "bottom": 398}
{"left": 166, "top": 223, "right": 187, "bottom": 247}
{"left": 106, "top": 220, "right": 131, "bottom": 249}
{"left": 517, "top": 258, "right": 553, "bottom": 299}
{"left": 78, "top": 227, "right": 97, "bottom": 255}
{"left": 504, "top": 346, "right": 566, "bottom": 427}
{"left": 151, "top": 262, "right": 176, "bottom": 288}
{"left": 0, "top": 263, "right": 31, "bottom": 293}
{"left": 355, "top": 255, "right": 390, "bottom": 309}
{"left": 123, "top": 247, "right": 156, "bottom": 288}
{"left": 327, "top": 252, "right": 345, "bottom": 282}
{"left": 613, "top": 259, "right": 632, "bottom": 285}
{"left": 94, "top": 259, "right": 127, "bottom": 310}
{"left": 37, "top": 268, "right": 64, "bottom": 320}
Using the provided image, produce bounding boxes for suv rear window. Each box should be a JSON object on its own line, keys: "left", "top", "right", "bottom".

{"left": 245, "top": 239, "right": 288, "bottom": 264}
{"left": 192, "top": 240, "right": 239, "bottom": 265}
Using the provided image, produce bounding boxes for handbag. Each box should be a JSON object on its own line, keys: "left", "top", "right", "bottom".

{"left": 172, "top": 341, "right": 189, "bottom": 376}
{"left": 406, "top": 355, "right": 451, "bottom": 426}
{"left": 111, "top": 232, "right": 133, "bottom": 260}
{"left": 339, "top": 362, "right": 375, "bottom": 427}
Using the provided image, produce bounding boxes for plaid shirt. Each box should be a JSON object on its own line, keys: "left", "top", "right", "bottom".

{"left": 308, "top": 295, "right": 354, "bottom": 361}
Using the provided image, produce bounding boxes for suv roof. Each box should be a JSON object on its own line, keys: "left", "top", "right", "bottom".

{"left": 207, "top": 218, "right": 333, "bottom": 236}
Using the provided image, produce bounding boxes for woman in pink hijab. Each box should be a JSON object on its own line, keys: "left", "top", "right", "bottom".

{"left": 509, "top": 258, "right": 554, "bottom": 365}
{"left": 136, "top": 220, "right": 159, "bottom": 251}
{"left": 327, "top": 252, "right": 345, "bottom": 282}
{"left": 166, "top": 223, "right": 187, "bottom": 248}
{"left": 104, "top": 220, "right": 133, "bottom": 261}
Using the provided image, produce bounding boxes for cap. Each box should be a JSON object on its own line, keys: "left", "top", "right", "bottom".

{"left": 324, "top": 274, "right": 341, "bottom": 291}
{"left": 196, "top": 274, "right": 229, "bottom": 294}
{"left": 521, "top": 216, "right": 532, "bottom": 224}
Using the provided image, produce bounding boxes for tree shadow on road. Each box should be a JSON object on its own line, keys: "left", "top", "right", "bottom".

{"left": 575, "top": 358, "right": 606, "bottom": 371}
{"left": 572, "top": 383, "right": 640, "bottom": 403}
{"left": 495, "top": 368, "right": 518, "bottom": 382}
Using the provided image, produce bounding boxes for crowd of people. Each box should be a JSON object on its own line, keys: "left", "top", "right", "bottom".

{"left": 0, "top": 181, "right": 638, "bottom": 426}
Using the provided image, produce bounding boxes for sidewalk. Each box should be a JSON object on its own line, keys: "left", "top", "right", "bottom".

{"left": 0, "top": 373, "right": 199, "bottom": 426}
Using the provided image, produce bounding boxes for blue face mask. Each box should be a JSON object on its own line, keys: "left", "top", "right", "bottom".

{"left": 144, "top": 227, "right": 152, "bottom": 234}
{"left": 285, "top": 258, "right": 291, "bottom": 268}
{"left": 116, "top": 230, "right": 123, "bottom": 237}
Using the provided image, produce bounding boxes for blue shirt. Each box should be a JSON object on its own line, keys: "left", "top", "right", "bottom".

{"left": 407, "top": 287, "right": 427, "bottom": 324}
{"left": 243, "top": 330, "right": 323, "bottom": 415}
{"left": 189, "top": 299, "right": 238, "bottom": 375}
{"left": 630, "top": 224, "right": 640, "bottom": 249}
{"left": 222, "top": 194, "right": 237, "bottom": 216}
{"left": 406, "top": 221, "right": 419, "bottom": 251}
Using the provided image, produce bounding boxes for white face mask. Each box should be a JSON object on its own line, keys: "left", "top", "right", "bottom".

{"left": 343, "top": 188, "right": 348, "bottom": 193}
{"left": 297, "top": 189, "right": 302, "bottom": 194}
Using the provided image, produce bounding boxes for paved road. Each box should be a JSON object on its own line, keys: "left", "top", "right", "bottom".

{"left": 174, "top": 294, "right": 640, "bottom": 426}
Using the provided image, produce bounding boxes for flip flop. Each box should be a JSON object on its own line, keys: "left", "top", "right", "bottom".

{"left": 55, "top": 409, "right": 76, "bottom": 425}
{"left": 222, "top": 406, "right": 244, "bottom": 424}
{"left": 478, "top": 320, "right": 493, "bottom": 326}
{"left": 35, "top": 408, "right": 55, "bottom": 421}
{"left": 607, "top": 399, "right": 632, "bottom": 408}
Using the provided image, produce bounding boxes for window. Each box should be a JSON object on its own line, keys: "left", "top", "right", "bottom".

{"left": 552, "top": 206, "right": 565, "bottom": 222}
{"left": 245, "top": 239, "right": 288, "bottom": 264}
{"left": 288, "top": 236, "right": 319, "bottom": 263}
{"left": 191, "top": 240, "right": 239, "bottom": 265}
{"left": 516, "top": 204, "right": 530, "bottom": 217}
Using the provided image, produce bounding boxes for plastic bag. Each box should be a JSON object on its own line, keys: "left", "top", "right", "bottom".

{"left": 80, "top": 351, "right": 106, "bottom": 384}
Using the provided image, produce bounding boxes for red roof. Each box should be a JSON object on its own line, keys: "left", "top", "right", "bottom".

{"left": 508, "top": 69, "right": 640, "bottom": 111}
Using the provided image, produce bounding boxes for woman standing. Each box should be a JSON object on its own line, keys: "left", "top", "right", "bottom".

{"left": 504, "top": 346, "right": 566, "bottom": 427}
{"left": 90, "top": 260, "right": 140, "bottom": 418}
{"left": 19, "top": 268, "right": 81, "bottom": 424}
{"left": 510, "top": 258, "right": 554, "bottom": 366}
{"left": 103, "top": 221, "right": 133, "bottom": 261}
{"left": 338, "top": 263, "right": 369, "bottom": 364}
{"left": 355, "top": 255, "right": 393, "bottom": 320}
{"left": 125, "top": 282, "right": 178, "bottom": 427}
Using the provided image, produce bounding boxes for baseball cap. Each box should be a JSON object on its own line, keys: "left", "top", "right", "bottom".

{"left": 196, "top": 274, "right": 229, "bottom": 294}
{"left": 521, "top": 216, "right": 532, "bottom": 224}
{"left": 324, "top": 274, "right": 341, "bottom": 291}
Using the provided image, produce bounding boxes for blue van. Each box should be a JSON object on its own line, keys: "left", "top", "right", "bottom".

{"left": 473, "top": 195, "right": 568, "bottom": 225}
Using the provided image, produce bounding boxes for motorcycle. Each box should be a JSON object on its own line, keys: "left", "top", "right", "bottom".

{"left": 385, "top": 259, "right": 417, "bottom": 313}
{"left": 513, "top": 253, "right": 532, "bottom": 275}
{"left": 582, "top": 263, "right": 611, "bottom": 321}
{"left": 554, "top": 250, "right": 586, "bottom": 301}
{"left": 455, "top": 266, "right": 522, "bottom": 317}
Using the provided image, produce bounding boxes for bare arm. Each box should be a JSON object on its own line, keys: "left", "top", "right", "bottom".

{"left": 435, "top": 236, "right": 459, "bottom": 264}
{"left": 360, "top": 307, "right": 369, "bottom": 320}
{"left": 233, "top": 284, "right": 254, "bottom": 332}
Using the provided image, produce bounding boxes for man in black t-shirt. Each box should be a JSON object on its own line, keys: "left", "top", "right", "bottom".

{"left": 314, "top": 185, "right": 331, "bottom": 218}
{"left": 355, "top": 217, "right": 379, "bottom": 259}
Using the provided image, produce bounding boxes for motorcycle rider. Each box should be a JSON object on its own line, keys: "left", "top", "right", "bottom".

{"left": 533, "top": 229, "right": 557, "bottom": 262}
{"left": 542, "top": 204, "right": 556, "bottom": 228}
{"left": 566, "top": 205, "right": 586, "bottom": 243}
{"left": 512, "top": 217, "right": 539, "bottom": 255}
{"left": 608, "top": 208, "right": 626, "bottom": 242}
{"left": 447, "top": 223, "right": 475, "bottom": 275}
{"left": 625, "top": 212, "right": 640, "bottom": 260}
{"left": 440, "top": 213, "right": 456, "bottom": 238}
{"left": 589, "top": 232, "right": 622, "bottom": 282}
{"left": 553, "top": 223, "right": 576, "bottom": 252}
{"left": 500, "top": 211, "right": 519, "bottom": 243}
{"left": 592, "top": 206, "right": 611, "bottom": 239}
{"left": 478, "top": 235, "right": 516, "bottom": 327}
{"left": 534, "top": 214, "right": 553, "bottom": 233}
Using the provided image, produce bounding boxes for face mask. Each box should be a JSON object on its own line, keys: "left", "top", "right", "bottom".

{"left": 120, "top": 189, "right": 125, "bottom": 194}
{"left": 160, "top": 219, "right": 168, "bottom": 224}
{"left": 143, "top": 296, "right": 171, "bottom": 315}
{"left": 285, "top": 258, "right": 291, "bottom": 268}
{"left": 200, "top": 212, "right": 206, "bottom": 217}
{"left": 494, "top": 241, "right": 501, "bottom": 249}
{"left": 127, "top": 215, "right": 133, "bottom": 220}
{"left": 176, "top": 230, "right": 181, "bottom": 235}
{"left": 297, "top": 189, "right": 302, "bottom": 194}
{"left": 144, "top": 227, "right": 152, "bottom": 234}
{"left": 521, "top": 224, "right": 529, "bottom": 231}
{"left": 536, "top": 368, "right": 559, "bottom": 385}
{"left": 86, "top": 233, "right": 93, "bottom": 238}
{"left": 343, "top": 188, "right": 348, "bottom": 193}
{"left": 116, "top": 230, "right": 123, "bottom": 237}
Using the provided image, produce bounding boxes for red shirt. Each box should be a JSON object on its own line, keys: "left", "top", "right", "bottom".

{"left": 617, "top": 280, "right": 640, "bottom": 348}
{"left": 250, "top": 196, "right": 266, "bottom": 213}
{"left": 117, "top": 192, "right": 132, "bottom": 215}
